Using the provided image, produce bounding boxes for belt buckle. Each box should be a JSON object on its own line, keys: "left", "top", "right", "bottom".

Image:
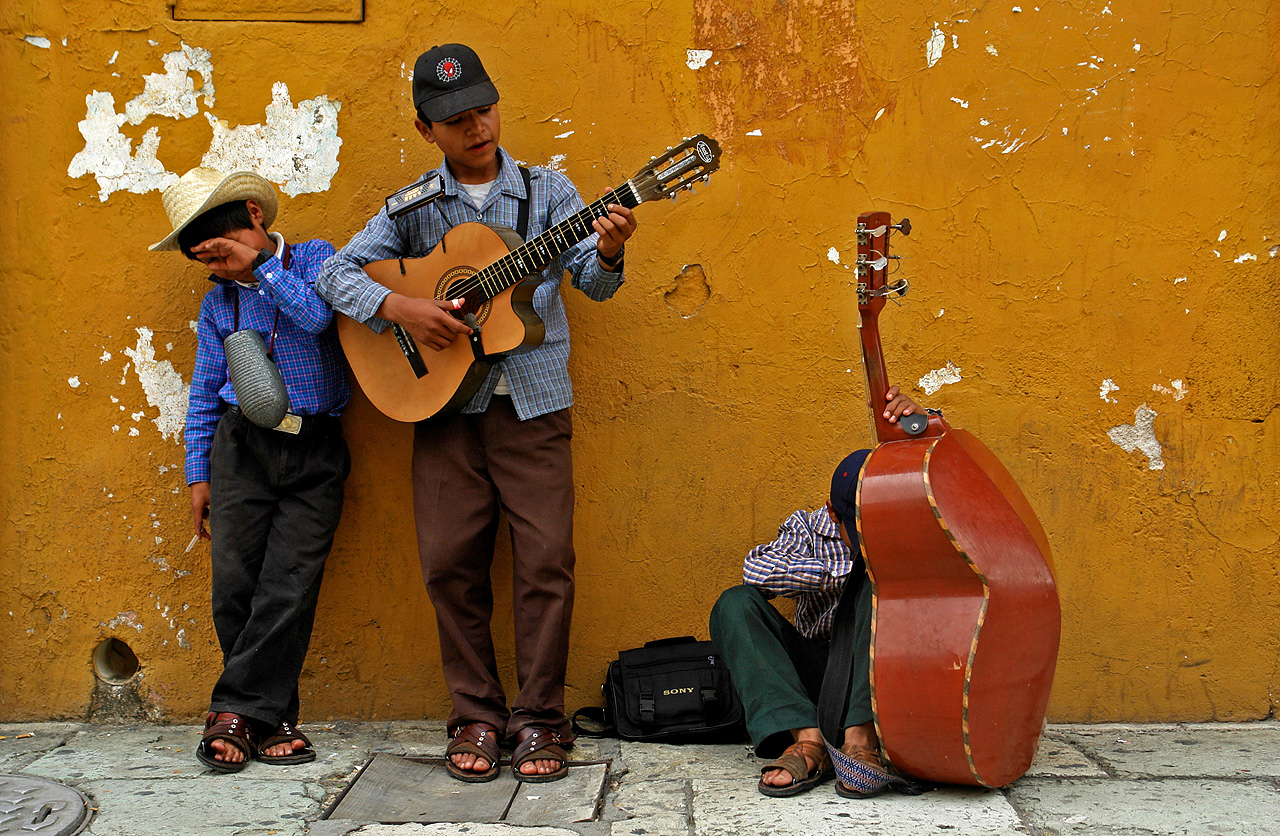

{"left": 273, "top": 413, "right": 303, "bottom": 435}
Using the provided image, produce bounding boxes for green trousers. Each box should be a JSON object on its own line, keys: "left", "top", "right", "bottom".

{"left": 709, "top": 580, "right": 873, "bottom": 759}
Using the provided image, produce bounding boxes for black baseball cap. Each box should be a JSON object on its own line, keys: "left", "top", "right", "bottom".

{"left": 412, "top": 44, "right": 500, "bottom": 123}
{"left": 830, "top": 449, "right": 872, "bottom": 525}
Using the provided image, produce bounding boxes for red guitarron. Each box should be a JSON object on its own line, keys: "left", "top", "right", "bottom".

{"left": 337, "top": 135, "right": 721, "bottom": 422}
{"left": 852, "top": 211, "right": 1061, "bottom": 787}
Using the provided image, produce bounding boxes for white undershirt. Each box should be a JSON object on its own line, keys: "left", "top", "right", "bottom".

{"left": 457, "top": 180, "right": 511, "bottom": 396}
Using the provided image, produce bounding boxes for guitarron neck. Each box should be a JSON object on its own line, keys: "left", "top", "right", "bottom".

{"left": 473, "top": 182, "right": 642, "bottom": 301}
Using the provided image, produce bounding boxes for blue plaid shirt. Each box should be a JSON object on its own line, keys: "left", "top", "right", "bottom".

{"left": 185, "top": 238, "right": 351, "bottom": 484}
{"left": 316, "top": 148, "right": 624, "bottom": 420}
{"left": 742, "top": 507, "right": 858, "bottom": 640}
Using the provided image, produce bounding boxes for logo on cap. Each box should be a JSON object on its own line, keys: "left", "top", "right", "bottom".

{"left": 437, "top": 57, "right": 463, "bottom": 83}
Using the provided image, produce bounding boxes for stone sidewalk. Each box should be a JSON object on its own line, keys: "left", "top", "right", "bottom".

{"left": 2, "top": 721, "right": 1278, "bottom": 835}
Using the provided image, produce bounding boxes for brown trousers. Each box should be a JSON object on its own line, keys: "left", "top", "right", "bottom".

{"left": 412, "top": 396, "right": 575, "bottom": 741}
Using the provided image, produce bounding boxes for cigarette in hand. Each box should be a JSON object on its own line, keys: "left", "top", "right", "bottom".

{"left": 185, "top": 535, "right": 201, "bottom": 554}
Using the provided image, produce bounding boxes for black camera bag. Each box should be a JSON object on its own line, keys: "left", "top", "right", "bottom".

{"left": 572, "top": 636, "right": 745, "bottom": 743}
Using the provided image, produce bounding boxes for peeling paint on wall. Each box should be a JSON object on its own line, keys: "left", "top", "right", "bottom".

{"left": 1152, "top": 379, "right": 1187, "bottom": 401}
{"left": 121, "top": 327, "right": 188, "bottom": 442}
{"left": 124, "top": 43, "right": 214, "bottom": 125}
{"left": 68, "top": 45, "right": 340, "bottom": 200}
{"left": 1108, "top": 403, "right": 1164, "bottom": 470}
{"left": 919, "top": 361, "right": 962, "bottom": 395}
{"left": 686, "top": 49, "right": 713, "bottom": 70}
{"left": 201, "top": 82, "right": 342, "bottom": 198}
{"left": 926, "top": 23, "right": 946, "bottom": 68}
{"left": 1100, "top": 378, "right": 1119, "bottom": 402}
{"left": 67, "top": 92, "right": 179, "bottom": 202}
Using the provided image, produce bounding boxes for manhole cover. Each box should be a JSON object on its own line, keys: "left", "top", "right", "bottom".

{"left": 323, "top": 754, "right": 608, "bottom": 825}
{"left": 0, "top": 774, "right": 91, "bottom": 835}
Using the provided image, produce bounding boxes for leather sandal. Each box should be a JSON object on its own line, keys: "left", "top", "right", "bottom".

{"left": 445, "top": 722, "right": 501, "bottom": 783}
{"left": 256, "top": 720, "right": 316, "bottom": 766}
{"left": 758, "top": 739, "right": 834, "bottom": 797}
{"left": 509, "top": 725, "right": 568, "bottom": 783}
{"left": 196, "top": 711, "right": 254, "bottom": 773}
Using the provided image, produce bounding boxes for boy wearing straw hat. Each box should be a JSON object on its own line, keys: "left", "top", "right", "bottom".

{"left": 151, "top": 168, "right": 351, "bottom": 772}
{"left": 318, "top": 43, "right": 636, "bottom": 783}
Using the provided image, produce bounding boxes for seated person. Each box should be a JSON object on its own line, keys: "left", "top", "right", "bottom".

{"left": 709, "top": 387, "right": 920, "bottom": 798}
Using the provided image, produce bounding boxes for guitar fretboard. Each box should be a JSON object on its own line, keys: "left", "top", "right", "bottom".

{"left": 449, "top": 182, "right": 642, "bottom": 301}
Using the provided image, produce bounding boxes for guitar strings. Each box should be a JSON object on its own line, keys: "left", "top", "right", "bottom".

{"left": 444, "top": 184, "right": 639, "bottom": 301}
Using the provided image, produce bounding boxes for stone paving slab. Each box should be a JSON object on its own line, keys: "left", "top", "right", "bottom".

{"left": 22, "top": 725, "right": 370, "bottom": 783}
{"left": 1007, "top": 777, "right": 1280, "bottom": 835}
{"left": 618, "top": 740, "right": 759, "bottom": 781}
{"left": 80, "top": 777, "right": 323, "bottom": 836}
{"left": 1055, "top": 723, "right": 1280, "bottom": 778}
{"left": 1024, "top": 735, "right": 1107, "bottom": 778}
{"left": 0, "top": 723, "right": 79, "bottom": 771}
{"left": 692, "top": 778, "right": 1026, "bottom": 836}
{"left": 604, "top": 777, "right": 691, "bottom": 835}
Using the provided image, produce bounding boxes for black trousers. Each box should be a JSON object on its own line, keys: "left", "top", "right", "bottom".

{"left": 207, "top": 408, "right": 348, "bottom": 728}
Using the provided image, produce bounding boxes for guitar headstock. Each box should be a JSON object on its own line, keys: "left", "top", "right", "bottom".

{"left": 855, "top": 211, "right": 911, "bottom": 315}
{"left": 630, "top": 135, "right": 721, "bottom": 203}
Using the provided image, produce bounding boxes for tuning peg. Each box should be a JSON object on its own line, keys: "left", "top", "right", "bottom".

{"left": 892, "top": 217, "right": 911, "bottom": 236}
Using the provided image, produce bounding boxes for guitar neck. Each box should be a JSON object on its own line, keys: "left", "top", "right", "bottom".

{"left": 473, "top": 182, "right": 642, "bottom": 301}
{"left": 858, "top": 305, "right": 898, "bottom": 444}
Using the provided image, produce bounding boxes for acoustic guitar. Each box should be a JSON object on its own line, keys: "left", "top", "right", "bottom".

{"left": 851, "top": 211, "right": 1061, "bottom": 787}
{"left": 337, "top": 135, "right": 722, "bottom": 422}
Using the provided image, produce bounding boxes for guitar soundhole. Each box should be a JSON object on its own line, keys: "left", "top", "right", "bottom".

{"left": 438, "top": 267, "right": 492, "bottom": 324}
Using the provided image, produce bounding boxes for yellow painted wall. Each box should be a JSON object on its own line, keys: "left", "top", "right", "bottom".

{"left": 2, "top": 1, "right": 1276, "bottom": 723}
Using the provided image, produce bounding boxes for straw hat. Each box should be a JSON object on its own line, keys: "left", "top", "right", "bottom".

{"left": 149, "top": 168, "right": 279, "bottom": 252}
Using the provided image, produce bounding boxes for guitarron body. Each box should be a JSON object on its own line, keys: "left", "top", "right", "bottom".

{"left": 852, "top": 211, "right": 1061, "bottom": 788}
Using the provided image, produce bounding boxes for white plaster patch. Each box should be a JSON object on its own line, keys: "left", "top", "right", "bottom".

{"left": 554, "top": 130, "right": 574, "bottom": 139}
{"left": 1108, "top": 403, "right": 1163, "bottom": 470}
{"left": 544, "top": 153, "right": 568, "bottom": 173}
{"left": 124, "top": 43, "right": 215, "bottom": 125}
{"left": 1099, "top": 378, "right": 1119, "bottom": 403}
{"left": 122, "top": 327, "right": 188, "bottom": 441}
{"left": 951, "top": 97, "right": 969, "bottom": 108}
{"left": 827, "top": 247, "right": 841, "bottom": 265}
{"left": 105, "top": 611, "right": 144, "bottom": 632}
{"left": 100, "top": 349, "right": 112, "bottom": 362}
{"left": 1174, "top": 276, "right": 1187, "bottom": 284}
{"left": 986, "top": 44, "right": 999, "bottom": 56}
{"left": 67, "top": 91, "right": 179, "bottom": 201}
{"left": 1152, "top": 379, "right": 1187, "bottom": 401}
{"left": 745, "top": 129, "right": 762, "bottom": 136}
{"left": 201, "top": 82, "right": 342, "bottom": 197}
{"left": 68, "top": 376, "right": 82, "bottom": 388}
{"left": 919, "top": 361, "right": 962, "bottom": 395}
{"left": 686, "top": 49, "right": 713, "bottom": 70}
{"left": 1217, "top": 229, "right": 1227, "bottom": 242}
{"left": 109, "top": 50, "right": 118, "bottom": 64}
{"left": 24, "top": 36, "right": 51, "bottom": 49}
{"left": 1233, "top": 253, "right": 1257, "bottom": 263}
{"left": 926, "top": 24, "right": 946, "bottom": 68}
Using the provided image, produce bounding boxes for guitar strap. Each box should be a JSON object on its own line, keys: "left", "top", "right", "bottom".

{"left": 816, "top": 557, "right": 866, "bottom": 745}
{"left": 516, "top": 166, "right": 531, "bottom": 241}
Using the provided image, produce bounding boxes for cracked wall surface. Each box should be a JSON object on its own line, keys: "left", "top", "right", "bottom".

{"left": 1, "top": 0, "right": 1277, "bottom": 724}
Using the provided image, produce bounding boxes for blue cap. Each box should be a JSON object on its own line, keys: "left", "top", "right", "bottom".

{"left": 830, "top": 449, "right": 871, "bottom": 525}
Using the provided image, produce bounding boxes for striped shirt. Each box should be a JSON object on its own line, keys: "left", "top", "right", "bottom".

{"left": 742, "top": 507, "right": 858, "bottom": 640}
{"left": 316, "top": 147, "right": 624, "bottom": 420}
{"left": 185, "top": 238, "right": 351, "bottom": 484}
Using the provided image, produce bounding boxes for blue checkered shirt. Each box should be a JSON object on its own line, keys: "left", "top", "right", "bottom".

{"left": 742, "top": 507, "right": 858, "bottom": 640}
{"left": 185, "top": 238, "right": 351, "bottom": 484}
{"left": 316, "top": 147, "right": 624, "bottom": 420}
